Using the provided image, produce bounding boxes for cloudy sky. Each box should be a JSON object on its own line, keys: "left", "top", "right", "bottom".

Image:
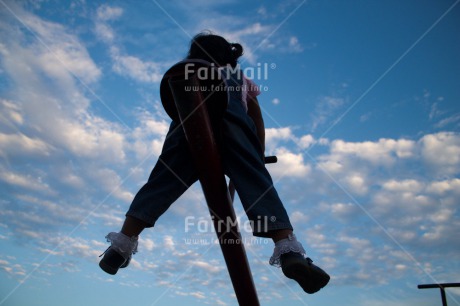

{"left": 1, "top": 0, "right": 459, "bottom": 305}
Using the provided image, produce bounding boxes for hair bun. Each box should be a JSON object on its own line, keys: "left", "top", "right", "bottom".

{"left": 230, "top": 43, "right": 243, "bottom": 59}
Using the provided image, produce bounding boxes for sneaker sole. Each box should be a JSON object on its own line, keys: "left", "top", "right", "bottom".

{"left": 282, "top": 259, "right": 330, "bottom": 294}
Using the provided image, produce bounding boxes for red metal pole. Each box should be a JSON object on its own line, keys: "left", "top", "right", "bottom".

{"left": 167, "top": 70, "right": 260, "bottom": 306}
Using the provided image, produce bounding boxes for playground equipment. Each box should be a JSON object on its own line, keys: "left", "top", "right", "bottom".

{"left": 418, "top": 283, "right": 460, "bottom": 306}
{"left": 160, "top": 60, "right": 273, "bottom": 305}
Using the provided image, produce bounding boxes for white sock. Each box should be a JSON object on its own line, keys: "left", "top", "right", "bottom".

{"left": 105, "top": 232, "right": 138, "bottom": 259}
{"left": 269, "top": 233, "right": 306, "bottom": 267}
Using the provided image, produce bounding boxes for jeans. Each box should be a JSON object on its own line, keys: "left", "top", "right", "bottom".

{"left": 126, "top": 94, "right": 293, "bottom": 237}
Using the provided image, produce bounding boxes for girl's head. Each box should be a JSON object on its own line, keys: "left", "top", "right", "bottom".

{"left": 187, "top": 32, "right": 243, "bottom": 68}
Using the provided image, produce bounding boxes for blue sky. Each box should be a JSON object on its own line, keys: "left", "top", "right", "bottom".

{"left": 1, "top": 0, "right": 459, "bottom": 305}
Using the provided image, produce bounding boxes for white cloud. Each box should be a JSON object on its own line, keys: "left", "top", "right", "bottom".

{"left": 434, "top": 113, "right": 460, "bottom": 128}
{"left": 110, "top": 47, "right": 163, "bottom": 83}
{"left": 0, "top": 132, "right": 52, "bottom": 157}
{"left": 257, "top": 6, "right": 267, "bottom": 17}
{"left": 232, "top": 22, "right": 271, "bottom": 37}
{"left": 317, "top": 159, "right": 343, "bottom": 174}
{"left": 36, "top": 236, "right": 103, "bottom": 260}
{"left": 141, "top": 237, "right": 156, "bottom": 251}
{"left": 329, "top": 202, "right": 359, "bottom": 219}
{"left": 339, "top": 235, "right": 372, "bottom": 250}
{"left": 163, "top": 235, "right": 175, "bottom": 251}
{"left": 58, "top": 119, "right": 126, "bottom": 161}
{"left": 421, "top": 224, "right": 451, "bottom": 242}
{"left": 0, "top": 169, "right": 53, "bottom": 194}
{"left": 88, "top": 167, "right": 134, "bottom": 202}
{"left": 95, "top": 22, "right": 116, "bottom": 43}
{"left": 90, "top": 209, "right": 125, "bottom": 227}
{"left": 0, "top": 6, "right": 161, "bottom": 253}
{"left": 373, "top": 179, "right": 432, "bottom": 214}
{"left": 0, "top": 257, "right": 26, "bottom": 277}
{"left": 38, "top": 42, "right": 101, "bottom": 84}
{"left": 94, "top": 5, "right": 164, "bottom": 83}
{"left": 0, "top": 99, "right": 24, "bottom": 125}
{"left": 15, "top": 12, "right": 102, "bottom": 84}
{"left": 0, "top": 9, "right": 127, "bottom": 164}
{"left": 96, "top": 5, "right": 123, "bottom": 21}
{"left": 131, "top": 109, "right": 170, "bottom": 158}
{"left": 310, "top": 96, "right": 346, "bottom": 131}
{"left": 270, "top": 147, "right": 311, "bottom": 178}
{"left": 429, "top": 208, "right": 454, "bottom": 223}
{"left": 94, "top": 4, "right": 123, "bottom": 44}
{"left": 329, "top": 138, "right": 415, "bottom": 166}
{"left": 283, "top": 131, "right": 460, "bottom": 285}
{"left": 297, "top": 134, "right": 315, "bottom": 149}
{"left": 420, "top": 132, "right": 460, "bottom": 176}
{"left": 189, "top": 291, "right": 206, "bottom": 299}
{"left": 192, "top": 260, "right": 223, "bottom": 274}
{"left": 426, "top": 178, "right": 460, "bottom": 195}
{"left": 265, "top": 127, "right": 293, "bottom": 140}
{"left": 382, "top": 179, "right": 424, "bottom": 193}
{"left": 265, "top": 127, "right": 294, "bottom": 153}
{"left": 289, "top": 210, "right": 310, "bottom": 224}
{"left": 288, "top": 36, "right": 303, "bottom": 52}
{"left": 0, "top": 4, "right": 458, "bottom": 305}
{"left": 342, "top": 173, "right": 368, "bottom": 195}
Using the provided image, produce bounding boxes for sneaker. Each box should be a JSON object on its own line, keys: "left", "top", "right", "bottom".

{"left": 99, "top": 247, "right": 131, "bottom": 275}
{"left": 281, "top": 252, "right": 330, "bottom": 294}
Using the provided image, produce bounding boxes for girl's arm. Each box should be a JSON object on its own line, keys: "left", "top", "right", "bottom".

{"left": 247, "top": 96, "right": 265, "bottom": 152}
